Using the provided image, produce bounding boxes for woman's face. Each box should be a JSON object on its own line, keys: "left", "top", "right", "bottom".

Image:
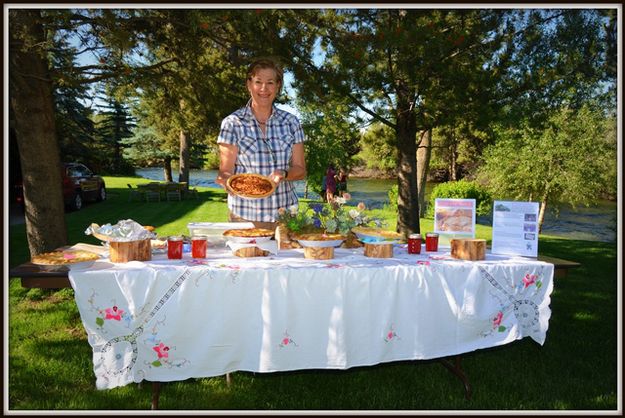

{"left": 247, "top": 68, "right": 280, "bottom": 108}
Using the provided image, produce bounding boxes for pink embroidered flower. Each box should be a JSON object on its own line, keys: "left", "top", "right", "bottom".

{"left": 325, "top": 263, "right": 342, "bottom": 268}
{"left": 282, "top": 337, "right": 290, "bottom": 345}
{"left": 104, "top": 306, "right": 124, "bottom": 321}
{"left": 523, "top": 273, "right": 537, "bottom": 288}
{"left": 492, "top": 311, "right": 503, "bottom": 327}
{"left": 153, "top": 342, "right": 170, "bottom": 359}
{"left": 417, "top": 261, "right": 430, "bottom": 266}
{"left": 387, "top": 331, "right": 394, "bottom": 340}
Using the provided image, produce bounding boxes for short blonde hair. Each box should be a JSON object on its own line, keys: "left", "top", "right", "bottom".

{"left": 247, "top": 58, "right": 283, "bottom": 87}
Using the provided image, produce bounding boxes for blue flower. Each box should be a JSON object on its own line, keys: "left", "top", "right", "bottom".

{"left": 311, "top": 203, "right": 324, "bottom": 214}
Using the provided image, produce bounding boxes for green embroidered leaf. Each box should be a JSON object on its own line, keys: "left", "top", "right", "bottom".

{"left": 96, "top": 317, "right": 104, "bottom": 327}
{"left": 537, "top": 281, "right": 542, "bottom": 289}
{"left": 498, "top": 325, "right": 507, "bottom": 332}
{"left": 152, "top": 361, "right": 162, "bottom": 367}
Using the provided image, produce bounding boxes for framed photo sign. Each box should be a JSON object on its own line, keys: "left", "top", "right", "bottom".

{"left": 433, "top": 198, "right": 476, "bottom": 247}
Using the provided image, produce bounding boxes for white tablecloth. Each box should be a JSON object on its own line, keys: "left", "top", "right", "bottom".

{"left": 68, "top": 245, "right": 554, "bottom": 390}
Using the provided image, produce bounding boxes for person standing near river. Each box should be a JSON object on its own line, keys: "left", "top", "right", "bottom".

{"left": 325, "top": 165, "right": 337, "bottom": 203}
{"left": 215, "top": 58, "right": 307, "bottom": 230}
{"left": 336, "top": 168, "right": 348, "bottom": 197}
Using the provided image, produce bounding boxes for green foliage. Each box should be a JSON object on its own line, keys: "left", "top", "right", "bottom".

{"left": 356, "top": 122, "right": 397, "bottom": 171}
{"left": 387, "top": 185, "right": 398, "bottom": 210}
{"left": 297, "top": 99, "right": 361, "bottom": 196}
{"left": 425, "top": 179, "right": 492, "bottom": 218}
{"left": 477, "top": 105, "right": 617, "bottom": 219}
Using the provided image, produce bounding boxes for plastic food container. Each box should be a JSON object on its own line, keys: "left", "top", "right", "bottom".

{"left": 187, "top": 222, "right": 255, "bottom": 248}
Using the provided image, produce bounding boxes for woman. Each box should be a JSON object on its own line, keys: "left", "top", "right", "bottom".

{"left": 325, "top": 165, "right": 336, "bottom": 203}
{"left": 336, "top": 168, "right": 348, "bottom": 197}
{"left": 216, "top": 58, "right": 306, "bottom": 230}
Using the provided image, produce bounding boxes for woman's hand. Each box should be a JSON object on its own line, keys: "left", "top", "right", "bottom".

{"left": 270, "top": 169, "right": 287, "bottom": 184}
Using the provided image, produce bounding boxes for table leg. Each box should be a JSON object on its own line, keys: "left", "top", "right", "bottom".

{"left": 151, "top": 381, "right": 161, "bottom": 410}
{"left": 226, "top": 372, "right": 232, "bottom": 387}
{"left": 438, "top": 355, "right": 472, "bottom": 400}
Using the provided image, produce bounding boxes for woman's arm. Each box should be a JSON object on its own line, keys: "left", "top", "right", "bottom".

{"left": 216, "top": 143, "right": 238, "bottom": 189}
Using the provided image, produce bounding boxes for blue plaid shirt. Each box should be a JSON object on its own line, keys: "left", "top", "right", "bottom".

{"left": 217, "top": 102, "right": 306, "bottom": 222}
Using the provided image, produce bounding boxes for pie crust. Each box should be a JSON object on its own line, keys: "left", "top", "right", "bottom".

{"left": 351, "top": 227, "right": 402, "bottom": 239}
{"left": 227, "top": 173, "right": 276, "bottom": 199}
{"left": 223, "top": 228, "right": 275, "bottom": 238}
{"left": 295, "top": 233, "right": 345, "bottom": 241}
{"left": 31, "top": 250, "right": 100, "bottom": 265}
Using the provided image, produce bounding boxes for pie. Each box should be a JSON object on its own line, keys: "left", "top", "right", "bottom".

{"left": 227, "top": 174, "right": 275, "bottom": 199}
{"left": 223, "top": 228, "right": 275, "bottom": 238}
{"left": 31, "top": 250, "right": 100, "bottom": 265}
{"left": 296, "top": 233, "right": 345, "bottom": 241}
{"left": 351, "top": 227, "right": 402, "bottom": 240}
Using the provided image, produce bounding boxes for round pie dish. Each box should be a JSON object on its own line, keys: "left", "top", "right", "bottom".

{"left": 226, "top": 173, "right": 276, "bottom": 199}
{"left": 295, "top": 233, "right": 346, "bottom": 248}
{"left": 351, "top": 227, "right": 403, "bottom": 243}
{"left": 31, "top": 250, "right": 100, "bottom": 271}
{"left": 223, "top": 228, "right": 275, "bottom": 244}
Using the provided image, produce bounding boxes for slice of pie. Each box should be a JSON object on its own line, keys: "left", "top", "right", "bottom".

{"left": 227, "top": 173, "right": 275, "bottom": 199}
{"left": 223, "top": 228, "right": 275, "bottom": 238}
{"left": 31, "top": 250, "right": 100, "bottom": 265}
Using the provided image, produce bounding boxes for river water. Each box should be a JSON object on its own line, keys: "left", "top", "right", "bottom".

{"left": 136, "top": 168, "right": 617, "bottom": 243}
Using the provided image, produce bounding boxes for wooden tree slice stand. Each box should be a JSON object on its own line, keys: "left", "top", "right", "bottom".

{"left": 109, "top": 239, "right": 152, "bottom": 263}
{"left": 304, "top": 247, "right": 334, "bottom": 260}
{"left": 450, "top": 238, "right": 486, "bottom": 261}
{"left": 364, "top": 243, "right": 393, "bottom": 258}
{"left": 234, "top": 247, "right": 270, "bottom": 258}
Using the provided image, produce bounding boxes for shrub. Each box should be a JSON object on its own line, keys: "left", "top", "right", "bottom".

{"left": 425, "top": 179, "right": 492, "bottom": 218}
{"left": 387, "top": 185, "right": 398, "bottom": 210}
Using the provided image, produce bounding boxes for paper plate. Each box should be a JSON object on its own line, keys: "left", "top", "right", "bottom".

{"left": 227, "top": 173, "right": 276, "bottom": 200}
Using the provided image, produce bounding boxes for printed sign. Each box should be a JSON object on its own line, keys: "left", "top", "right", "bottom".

{"left": 491, "top": 201, "right": 540, "bottom": 257}
{"left": 433, "top": 198, "right": 476, "bottom": 247}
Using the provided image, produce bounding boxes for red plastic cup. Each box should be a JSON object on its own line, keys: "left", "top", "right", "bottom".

{"left": 425, "top": 233, "right": 439, "bottom": 252}
{"left": 408, "top": 233, "right": 422, "bottom": 254}
{"left": 167, "top": 236, "right": 184, "bottom": 259}
{"left": 191, "top": 235, "right": 207, "bottom": 258}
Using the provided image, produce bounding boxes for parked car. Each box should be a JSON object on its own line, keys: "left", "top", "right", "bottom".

{"left": 15, "top": 162, "right": 107, "bottom": 211}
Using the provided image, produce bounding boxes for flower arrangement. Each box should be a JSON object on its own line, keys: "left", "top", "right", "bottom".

{"left": 276, "top": 205, "right": 315, "bottom": 234}
{"left": 277, "top": 194, "right": 385, "bottom": 238}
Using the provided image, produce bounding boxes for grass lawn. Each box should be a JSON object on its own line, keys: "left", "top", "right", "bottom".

{"left": 6, "top": 175, "right": 619, "bottom": 411}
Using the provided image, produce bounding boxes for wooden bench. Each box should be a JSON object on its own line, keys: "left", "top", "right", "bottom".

{"left": 537, "top": 255, "right": 581, "bottom": 278}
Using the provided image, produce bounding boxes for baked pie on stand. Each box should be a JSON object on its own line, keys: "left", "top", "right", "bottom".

{"left": 223, "top": 228, "right": 278, "bottom": 257}
{"left": 294, "top": 233, "right": 346, "bottom": 260}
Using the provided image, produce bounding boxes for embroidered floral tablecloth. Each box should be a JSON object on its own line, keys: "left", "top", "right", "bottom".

{"left": 68, "top": 245, "right": 554, "bottom": 390}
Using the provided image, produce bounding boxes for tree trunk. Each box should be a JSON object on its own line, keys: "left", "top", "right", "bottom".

{"left": 416, "top": 129, "right": 432, "bottom": 218}
{"left": 163, "top": 157, "right": 173, "bottom": 182}
{"left": 395, "top": 98, "right": 420, "bottom": 238}
{"left": 9, "top": 9, "right": 68, "bottom": 256}
{"left": 178, "top": 129, "right": 190, "bottom": 185}
{"left": 178, "top": 98, "right": 190, "bottom": 185}
{"left": 537, "top": 195, "right": 548, "bottom": 234}
{"left": 450, "top": 142, "right": 458, "bottom": 181}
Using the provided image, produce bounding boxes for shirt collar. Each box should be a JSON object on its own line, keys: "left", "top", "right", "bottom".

{"left": 245, "top": 98, "right": 277, "bottom": 123}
